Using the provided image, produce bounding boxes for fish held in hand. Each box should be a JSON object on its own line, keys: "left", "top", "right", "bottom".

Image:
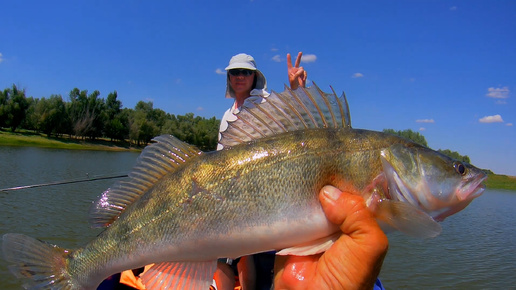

{"left": 2, "top": 83, "right": 486, "bottom": 289}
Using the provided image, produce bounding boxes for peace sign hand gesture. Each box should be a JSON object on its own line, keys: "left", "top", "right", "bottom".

{"left": 287, "top": 52, "right": 308, "bottom": 90}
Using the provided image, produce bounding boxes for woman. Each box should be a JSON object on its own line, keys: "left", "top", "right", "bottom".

{"left": 217, "top": 52, "right": 306, "bottom": 150}
{"left": 213, "top": 52, "right": 386, "bottom": 290}
{"left": 213, "top": 52, "right": 308, "bottom": 290}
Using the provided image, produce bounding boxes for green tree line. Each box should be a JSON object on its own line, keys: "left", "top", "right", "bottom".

{"left": 0, "top": 84, "right": 475, "bottom": 160}
{"left": 0, "top": 84, "right": 220, "bottom": 151}
{"left": 383, "top": 129, "right": 471, "bottom": 163}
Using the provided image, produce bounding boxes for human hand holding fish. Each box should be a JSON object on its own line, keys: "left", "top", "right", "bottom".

{"left": 274, "top": 186, "right": 388, "bottom": 290}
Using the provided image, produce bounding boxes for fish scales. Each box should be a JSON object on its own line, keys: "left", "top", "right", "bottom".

{"left": 2, "top": 84, "right": 486, "bottom": 289}
{"left": 71, "top": 129, "right": 401, "bottom": 285}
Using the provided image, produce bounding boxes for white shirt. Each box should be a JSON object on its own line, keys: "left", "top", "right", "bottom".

{"left": 217, "top": 91, "right": 269, "bottom": 150}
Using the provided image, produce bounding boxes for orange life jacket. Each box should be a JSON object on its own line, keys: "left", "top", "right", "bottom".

{"left": 119, "top": 264, "right": 154, "bottom": 289}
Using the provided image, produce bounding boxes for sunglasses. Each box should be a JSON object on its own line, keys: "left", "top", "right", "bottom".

{"left": 228, "top": 69, "right": 255, "bottom": 76}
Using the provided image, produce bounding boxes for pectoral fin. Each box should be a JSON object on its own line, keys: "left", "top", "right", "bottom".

{"left": 276, "top": 232, "right": 341, "bottom": 256}
{"left": 141, "top": 260, "right": 216, "bottom": 289}
{"left": 375, "top": 199, "right": 442, "bottom": 238}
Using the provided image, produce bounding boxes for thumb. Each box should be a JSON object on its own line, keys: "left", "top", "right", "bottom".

{"left": 319, "top": 185, "right": 386, "bottom": 241}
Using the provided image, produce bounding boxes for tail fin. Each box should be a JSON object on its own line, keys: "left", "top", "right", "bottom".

{"left": 2, "top": 233, "right": 74, "bottom": 289}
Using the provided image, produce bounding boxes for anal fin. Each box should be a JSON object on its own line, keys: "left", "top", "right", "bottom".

{"left": 141, "top": 260, "right": 216, "bottom": 289}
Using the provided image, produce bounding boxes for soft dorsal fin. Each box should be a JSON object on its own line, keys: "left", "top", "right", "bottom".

{"left": 89, "top": 135, "right": 202, "bottom": 228}
{"left": 219, "top": 82, "right": 351, "bottom": 148}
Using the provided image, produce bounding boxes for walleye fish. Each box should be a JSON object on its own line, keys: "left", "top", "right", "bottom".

{"left": 2, "top": 84, "right": 486, "bottom": 289}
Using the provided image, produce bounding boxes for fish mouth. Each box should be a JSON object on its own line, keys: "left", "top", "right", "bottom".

{"left": 433, "top": 175, "right": 486, "bottom": 222}
{"left": 471, "top": 183, "right": 486, "bottom": 198}
{"left": 457, "top": 174, "right": 487, "bottom": 201}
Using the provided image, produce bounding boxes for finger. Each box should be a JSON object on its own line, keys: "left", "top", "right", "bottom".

{"left": 287, "top": 53, "right": 293, "bottom": 69}
{"left": 294, "top": 51, "right": 303, "bottom": 68}
{"left": 319, "top": 186, "right": 387, "bottom": 243}
{"left": 319, "top": 186, "right": 388, "bottom": 288}
{"left": 293, "top": 68, "right": 304, "bottom": 79}
{"left": 300, "top": 70, "right": 307, "bottom": 87}
{"left": 293, "top": 68, "right": 306, "bottom": 88}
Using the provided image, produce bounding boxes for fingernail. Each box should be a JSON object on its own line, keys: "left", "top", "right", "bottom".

{"left": 322, "top": 186, "right": 342, "bottom": 201}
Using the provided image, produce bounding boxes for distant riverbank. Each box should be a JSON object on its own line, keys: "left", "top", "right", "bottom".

{"left": 0, "top": 130, "right": 142, "bottom": 152}
{"left": 1, "top": 130, "right": 515, "bottom": 191}
{"left": 483, "top": 173, "right": 516, "bottom": 191}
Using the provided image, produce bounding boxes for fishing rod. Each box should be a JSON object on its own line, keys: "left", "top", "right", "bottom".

{"left": 0, "top": 173, "right": 129, "bottom": 192}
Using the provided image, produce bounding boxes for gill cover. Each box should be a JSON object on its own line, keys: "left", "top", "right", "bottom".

{"left": 380, "top": 143, "right": 487, "bottom": 224}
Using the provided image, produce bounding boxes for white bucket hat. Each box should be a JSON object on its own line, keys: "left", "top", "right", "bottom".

{"left": 225, "top": 53, "right": 267, "bottom": 99}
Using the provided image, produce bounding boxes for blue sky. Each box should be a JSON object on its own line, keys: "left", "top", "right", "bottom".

{"left": 1, "top": 1, "right": 515, "bottom": 175}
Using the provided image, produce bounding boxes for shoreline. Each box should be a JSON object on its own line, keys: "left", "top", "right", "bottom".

{"left": 1, "top": 130, "right": 514, "bottom": 191}
{"left": 0, "top": 130, "right": 142, "bottom": 152}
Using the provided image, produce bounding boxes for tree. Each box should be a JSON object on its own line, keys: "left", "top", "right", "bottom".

{"left": 23, "top": 97, "right": 38, "bottom": 132}
{"left": 68, "top": 88, "right": 90, "bottom": 138}
{"left": 151, "top": 108, "right": 168, "bottom": 132}
{"left": 0, "top": 84, "right": 221, "bottom": 149}
{"left": 86, "top": 91, "right": 106, "bottom": 139}
{"left": 192, "top": 116, "right": 219, "bottom": 151}
{"left": 129, "top": 101, "right": 159, "bottom": 145}
{"left": 34, "top": 95, "right": 68, "bottom": 137}
{"left": 437, "top": 149, "right": 471, "bottom": 163}
{"left": 383, "top": 128, "right": 428, "bottom": 147}
{"left": 161, "top": 115, "right": 179, "bottom": 138}
{"left": 103, "top": 91, "right": 130, "bottom": 142}
{"left": 384, "top": 128, "right": 472, "bottom": 163}
{"left": 161, "top": 113, "right": 220, "bottom": 151}
{"left": 105, "top": 91, "right": 121, "bottom": 118}
{"left": 175, "top": 113, "right": 195, "bottom": 143}
{"left": 68, "top": 88, "right": 105, "bottom": 139}
{"left": 0, "top": 85, "right": 29, "bottom": 132}
{"left": 0, "top": 89, "right": 6, "bottom": 128}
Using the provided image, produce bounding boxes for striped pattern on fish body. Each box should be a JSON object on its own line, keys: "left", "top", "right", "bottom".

{"left": 1, "top": 84, "right": 486, "bottom": 289}
{"left": 71, "top": 128, "right": 402, "bottom": 278}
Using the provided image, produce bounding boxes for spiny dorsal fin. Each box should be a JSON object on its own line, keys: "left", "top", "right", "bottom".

{"left": 219, "top": 82, "right": 351, "bottom": 148}
{"left": 89, "top": 135, "right": 202, "bottom": 228}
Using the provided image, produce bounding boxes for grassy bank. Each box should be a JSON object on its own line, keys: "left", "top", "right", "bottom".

{"left": 0, "top": 130, "right": 142, "bottom": 152}
{"left": 1, "top": 130, "right": 515, "bottom": 191}
{"left": 484, "top": 174, "right": 516, "bottom": 191}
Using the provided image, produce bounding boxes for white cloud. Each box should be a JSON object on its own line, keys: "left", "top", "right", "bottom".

{"left": 301, "top": 54, "right": 317, "bottom": 63}
{"left": 0, "top": 52, "right": 3, "bottom": 63}
{"left": 271, "top": 48, "right": 278, "bottom": 52}
{"left": 507, "top": 123, "right": 513, "bottom": 126}
{"left": 486, "top": 86, "right": 509, "bottom": 99}
{"left": 215, "top": 68, "right": 225, "bottom": 75}
{"left": 272, "top": 55, "right": 282, "bottom": 62}
{"left": 450, "top": 6, "right": 457, "bottom": 11}
{"left": 479, "top": 114, "right": 504, "bottom": 123}
{"left": 416, "top": 119, "right": 435, "bottom": 123}
{"left": 352, "top": 73, "right": 364, "bottom": 78}
{"left": 196, "top": 106, "right": 204, "bottom": 111}
{"left": 419, "top": 127, "right": 426, "bottom": 131}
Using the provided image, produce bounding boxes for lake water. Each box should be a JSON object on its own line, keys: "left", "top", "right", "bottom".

{"left": 0, "top": 146, "right": 515, "bottom": 289}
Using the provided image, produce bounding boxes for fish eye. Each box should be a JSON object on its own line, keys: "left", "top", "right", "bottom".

{"left": 453, "top": 161, "right": 466, "bottom": 175}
